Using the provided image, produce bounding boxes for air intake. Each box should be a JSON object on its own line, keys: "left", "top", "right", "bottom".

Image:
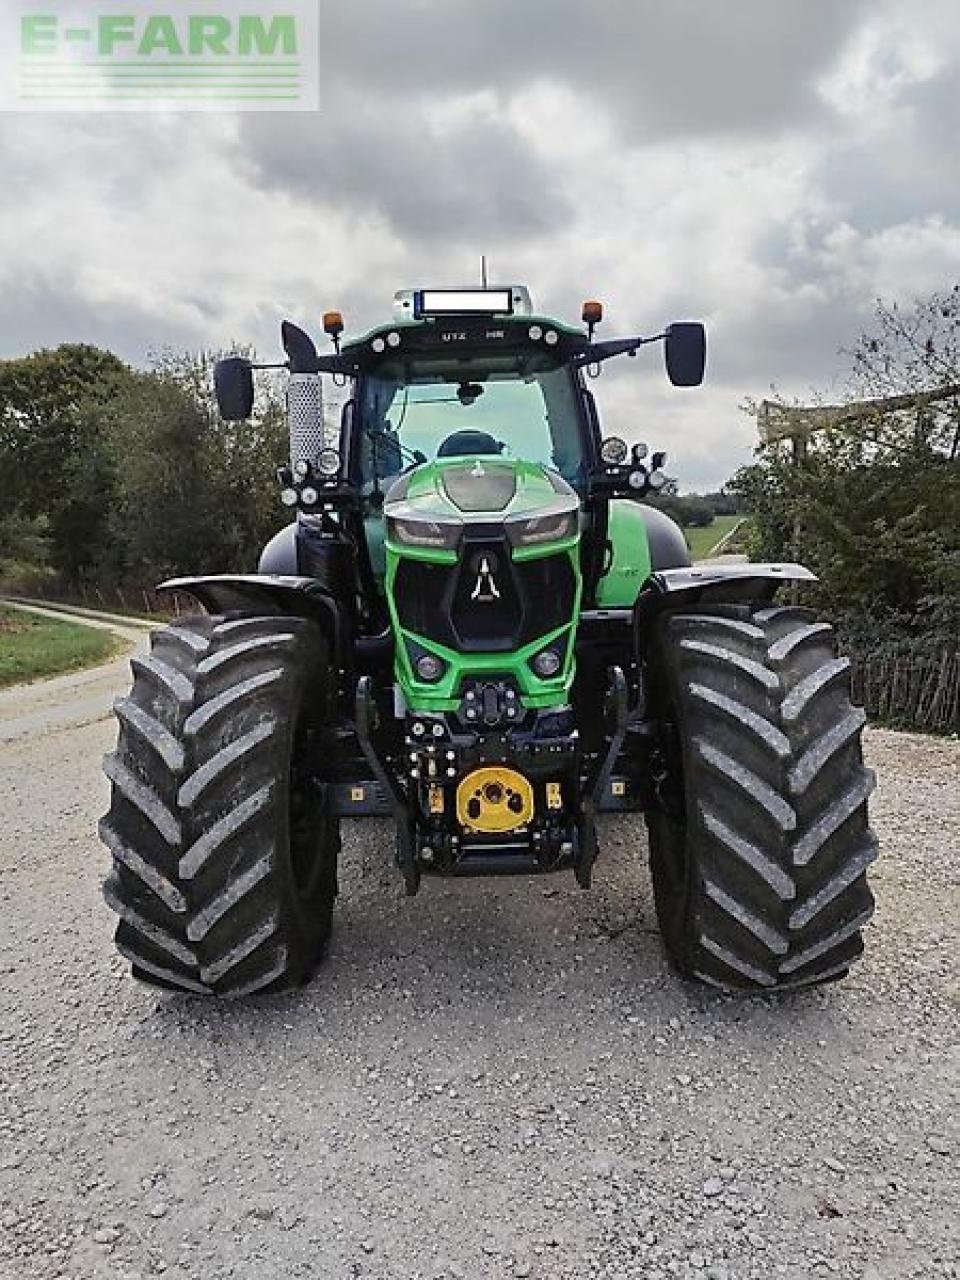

{"left": 287, "top": 374, "right": 325, "bottom": 469}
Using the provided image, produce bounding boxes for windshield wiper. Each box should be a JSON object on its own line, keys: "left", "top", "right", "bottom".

{"left": 364, "top": 424, "right": 423, "bottom": 468}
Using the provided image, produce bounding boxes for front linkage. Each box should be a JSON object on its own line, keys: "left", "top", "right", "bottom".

{"left": 355, "top": 660, "right": 631, "bottom": 895}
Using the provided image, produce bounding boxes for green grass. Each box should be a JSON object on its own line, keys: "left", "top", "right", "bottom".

{"left": 685, "top": 514, "right": 746, "bottom": 560}
{"left": 0, "top": 606, "right": 122, "bottom": 689}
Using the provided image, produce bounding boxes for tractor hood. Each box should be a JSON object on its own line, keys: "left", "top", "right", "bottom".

{"left": 383, "top": 457, "right": 580, "bottom": 553}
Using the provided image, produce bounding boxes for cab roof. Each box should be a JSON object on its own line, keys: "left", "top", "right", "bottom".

{"left": 341, "top": 311, "right": 589, "bottom": 364}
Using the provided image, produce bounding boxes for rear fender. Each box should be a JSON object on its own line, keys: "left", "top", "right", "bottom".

{"left": 158, "top": 574, "right": 345, "bottom": 668}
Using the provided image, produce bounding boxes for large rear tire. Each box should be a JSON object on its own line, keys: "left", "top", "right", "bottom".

{"left": 100, "top": 614, "right": 340, "bottom": 997}
{"left": 646, "top": 604, "right": 876, "bottom": 991}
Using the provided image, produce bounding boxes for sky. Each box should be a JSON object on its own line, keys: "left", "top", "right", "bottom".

{"left": 1, "top": 0, "right": 959, "bottom": 489}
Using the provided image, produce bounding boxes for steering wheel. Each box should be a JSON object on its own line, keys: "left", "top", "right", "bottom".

{"left": 437, "top": 429, "right": 505, "bottom": 458}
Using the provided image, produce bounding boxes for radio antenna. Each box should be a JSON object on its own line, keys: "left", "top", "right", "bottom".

{"left": 481, "top": 255, "right": 488, "bottom": 288}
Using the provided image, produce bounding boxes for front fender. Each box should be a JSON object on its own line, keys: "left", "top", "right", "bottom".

{"left": 158, "top": 574, "right": 344, "bottom": 667}
{"left": 634, "top": 561, "right": 817, "bottom": 631}
{"left": 258, "top": 522, "right": 298, "bottom": 575}
{"left": 651, "top": 562, "right": 816, "bottom": 595}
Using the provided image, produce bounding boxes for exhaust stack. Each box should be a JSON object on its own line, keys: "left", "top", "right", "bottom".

{"left": 287, "top": 374, "right": 324, "bottom": 470}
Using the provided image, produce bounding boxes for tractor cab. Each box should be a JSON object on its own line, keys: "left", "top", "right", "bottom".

{"left": 343, "top": 290, "right": 596, "bottom": 497}
{"left": 243, "top": 287, "right": 703, "bottom": 614}
{"left": 340, "top": 294, "right": 598, "bottom": 591}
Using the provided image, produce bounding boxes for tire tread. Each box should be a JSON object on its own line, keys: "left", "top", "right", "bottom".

{"left": 100, "top": 613, "right": 338, "bottom": 998}
{"left": 646, "top": 604, "right": 876, "bottom": 991}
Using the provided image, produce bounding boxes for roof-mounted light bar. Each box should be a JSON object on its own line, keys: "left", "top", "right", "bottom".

{"left": 393, "top": 286, "right": 533, "bottom": 321}
{"left": 417, "top": 288, "right": 512, "bottom": 316}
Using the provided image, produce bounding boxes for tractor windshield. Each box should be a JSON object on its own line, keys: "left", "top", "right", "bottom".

{"left": 356, "top": 355, "right": 585, "bottom": 489}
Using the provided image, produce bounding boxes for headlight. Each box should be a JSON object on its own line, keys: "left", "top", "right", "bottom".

{"left": 317, "top": 448, "right": 341, "bottom": 477}
{"left": 531, "top": 648, "right": 562, "bottom": 678}
{"left": 600, "top": 436, "right": 629, "bottom": 466}
{"left": 388, "top": 516, "right": 460, "bottom": 550}
{"left": 508, "top": 511, "right": 577, "bottom": 548}
{"left": 415, "top": 654, "right": 445, "bottom": 682}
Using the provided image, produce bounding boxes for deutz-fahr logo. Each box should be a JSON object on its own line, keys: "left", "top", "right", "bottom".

{"left": 470, "top": 554, "right": 502, "bottom": 603}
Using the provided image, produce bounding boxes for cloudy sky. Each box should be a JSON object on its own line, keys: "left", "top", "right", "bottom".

{"left": 2, "top": 0, "right": 959, "bottom": 488}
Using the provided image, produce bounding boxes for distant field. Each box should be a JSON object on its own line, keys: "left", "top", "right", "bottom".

{"left": 685, "top": 514, "right": 745, "bottom": 560}
{"left": 0, "top": 606, "right": 120, "bottom": 689}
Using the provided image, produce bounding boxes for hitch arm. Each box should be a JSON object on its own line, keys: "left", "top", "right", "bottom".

{"left": 589, "top": 666, "right": 630, "bottom": 806}
{"left": 354, "top": 676, "right": 405, "bottom": 816}
{"left": 354, "top": 677, "right": 420, "bottom": 896}
{"left": 576, "top": 665, "right": 630, "bottom": 889}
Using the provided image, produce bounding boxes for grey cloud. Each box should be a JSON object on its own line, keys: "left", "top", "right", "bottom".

{"left": 239, "top": 107, "right": 571, "bottom": 243}
{"left": 0, "top": 113, "right": 199, "bottom": 206}
{"left": 313, "top": 0, "right": 870, "bottom": 138}
{"left": 0, "top": 277, "right": 202, "bottom": 363}
{"left": 240, "top": 0, "right": 873, "bottom": 237}
{"left": 2, "top": 0, "right": 959, "bottom": 494}
{"left": 816, "top": 67, "right": 960, "bottom": 233}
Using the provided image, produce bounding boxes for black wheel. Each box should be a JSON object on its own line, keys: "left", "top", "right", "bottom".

{"left": 645, "top": 604, "right": 876, "bottom": 991}
{"left": 100, "top": 614, "right": 340, "bottom": 997}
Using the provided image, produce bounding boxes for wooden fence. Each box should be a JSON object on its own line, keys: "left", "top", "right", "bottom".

{"left": 4, "top": 577, "right": 190, "bottom": 620}
{"left": 848, "top": 647, "right": 960, "bottom": 734}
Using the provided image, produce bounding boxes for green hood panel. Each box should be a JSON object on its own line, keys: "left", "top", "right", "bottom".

{"left": 387, "top": 456, "right": 577, "bottom": 524}
{"left": 383, "top": 457, "right": 582, "bottom": 711}
{"left": 596, "top": 500, "right": 654, "bottom": 607}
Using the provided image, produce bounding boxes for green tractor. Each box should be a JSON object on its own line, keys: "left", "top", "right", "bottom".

{"left": 100, "top": 285, "right": 876, "bottom": 998}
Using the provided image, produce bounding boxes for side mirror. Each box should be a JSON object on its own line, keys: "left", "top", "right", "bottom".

{"left": 214, "top": 356, "right": 254, "bottom": 421}
{"left": 664, "top": 322, "right": 706, "bottom": 387}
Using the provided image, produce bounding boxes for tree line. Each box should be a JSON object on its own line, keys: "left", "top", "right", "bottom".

{"left": 0, "top": 345, "right": 287, "bottom": 594}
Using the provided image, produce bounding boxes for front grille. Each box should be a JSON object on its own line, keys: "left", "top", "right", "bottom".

{"left": 394, "top": 538, "right": 575, "bottom": 653}
{"left": 450, "top": 541, "right": 520, "bottom": 649}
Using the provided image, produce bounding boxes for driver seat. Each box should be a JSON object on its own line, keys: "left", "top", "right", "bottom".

{"left": 437, "top": 429, "right": 503, "bottom": 458}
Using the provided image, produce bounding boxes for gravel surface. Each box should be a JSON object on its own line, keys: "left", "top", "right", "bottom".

{"left": 0, "top": 645, "right": 957, "bottom": 1280}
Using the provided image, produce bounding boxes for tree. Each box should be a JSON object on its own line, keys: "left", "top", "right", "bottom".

{"left": 0, "top": 342, "right": 291, "bottom": 590}
{"left": 646, "top": 492, "right": 715, "bottom": 528}
{"left": 143, "top": 348, "right": 288, "bottom": 574}
{"left": 0, "top": 345, "right": 133, "bottom": 582}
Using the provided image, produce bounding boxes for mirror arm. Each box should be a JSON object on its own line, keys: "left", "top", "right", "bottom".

{"left": 246, "top": 353, "right": 361, "bottom": 377}
{"left": 573, "top": 333, "right": 666, "bottom": 367}
{"left": 310, "top": 353, "right": 362, "bottom": 377}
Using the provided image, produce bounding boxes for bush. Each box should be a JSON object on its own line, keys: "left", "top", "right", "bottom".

{"left": 730, "top": 289, "right": 960, "bottom": 732}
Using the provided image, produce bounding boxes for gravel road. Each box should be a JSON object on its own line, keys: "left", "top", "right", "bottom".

{"left": 0, "top": 629, "right": 957, "bottom": 1280}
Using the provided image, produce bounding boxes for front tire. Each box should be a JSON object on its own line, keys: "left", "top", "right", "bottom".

{"left": 100, "top": 614, "right": 340, "bottom": 997}
{"left": 646, "top": 604, "right": 876, "bottom": 991}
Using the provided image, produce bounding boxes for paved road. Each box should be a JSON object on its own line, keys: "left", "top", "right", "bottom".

{"left": 0, "top": 628, "right": 957, "bottom": 1280}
